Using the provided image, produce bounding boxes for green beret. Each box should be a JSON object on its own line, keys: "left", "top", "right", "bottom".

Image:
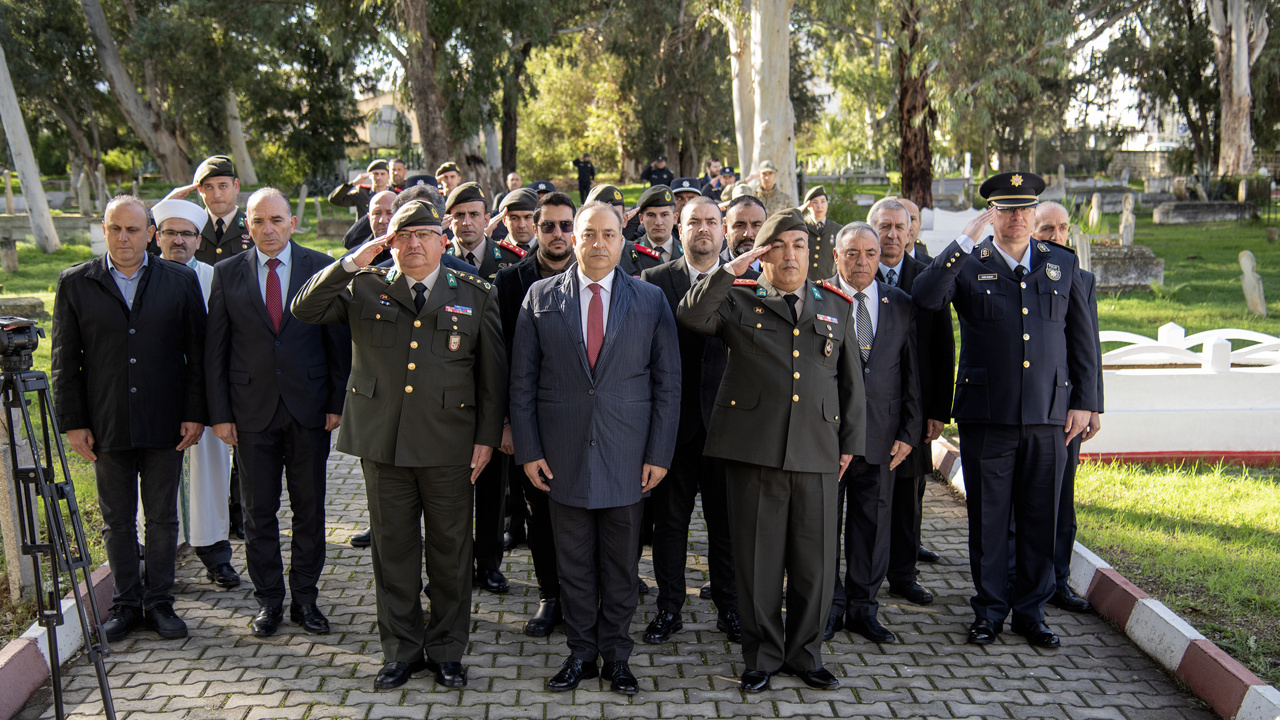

{"left": 979, "top": 171, "right": 1046, "bottom": 208}
{"left": 444, "top": 182, "right": 487, "bottom": 213}
{"left": 367, "top": 159, "right": 389, "bottom": 173}
{"left": 753, "top": 208, "right": 808, "bottom": 249}
{"left": 193, "top": 155, "right": 236, "bottom": 185}
{"left": 388, "top": 200, "right": 441, "bottom": 234}
{"left": 498, "top": 187, "right": 538, "bottom": 213}
{"left": 636, "top": 185, "right": 675, "bottom": 212}
{"left": 435, "top": 161, "right": 460, "bottom": 176}
{"left": 804, "top": 185, "right": 827, "bottom": 203}
{"left": 586, "top": 184, "right": 626, "bottom": 207}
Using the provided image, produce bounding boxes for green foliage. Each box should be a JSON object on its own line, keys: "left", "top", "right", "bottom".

{"left": 101, "top": 147, "right": 147, "bottom": 176}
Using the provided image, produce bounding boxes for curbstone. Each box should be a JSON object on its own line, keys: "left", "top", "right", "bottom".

{"left": 1126, "top": 599, "right": 1203, "bottom": 673}
{"left": 1067, "top": 542, "right": 1110, "bottom": 598}
{"left": 1236, "top": 684, "right": 1280, "bottom": 720}
{"left": 0, "top": 638, "right": 49, "bottom": 720}
{"left": 1085, "top": 569, "right": 1148, "bottom": 629}
{"left": 1176, "top": 639, "right": 1265, "bottom": 720}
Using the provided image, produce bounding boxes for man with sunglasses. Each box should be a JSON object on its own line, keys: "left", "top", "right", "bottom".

{"left": 911, "top": 172, "right": 1099, "bottom": 650}
{"left": 293, "top": 200, "right": 506, "bottom": 691}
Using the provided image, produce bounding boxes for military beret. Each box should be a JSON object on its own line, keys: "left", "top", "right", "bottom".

{"left": 804, "top": 185, "right": 827, "bottom": 203}
{"left": 193, "top": 155, "right": 236, "bottom": 185}
{"left": 731, "top": 183, "right": 757, "bottom": 200}
{"left": 758, "top": 160, "right": 778, "bottom": 173}
{"left": 586, "top": 184, "right": 626, "bottom": 207}
{"left": 525, "top": 180, "right": 556, "bottom": 194}
{"left": 435, "top": 161, "right": 460, "bottom": 176}
{"left": 151, "top": 199, "right": 207, "bottom": 230}
{"left": 403, "top": 173, "right": 434, "bottom": 188}
{"left": 753, "top": 208, "right": 808, "bottom": 249}
{"left": 444, "top": 182, "right": 487, "bottom": 213}
{"left": 388, "top": 200, "right": 442, "bottom": 234}
{"left": 499, "top": 187, "right": 538, "bottom": 213}
{"left": 636, "top": 185, "right": 675, "bottom": 212}
{"left": 655, "top": 155, "right": 668, "bottom": 162}
{"left": 720, "top": 166, "right": 736, "bottom": 176}
{"left": 367, "top": 159, "right": 388, "bottom": 173}
{"left": 671, "top": 177, "right": 701, "bottom": 195}
{"left": 979, "top": 171, "right": 1046, "bottom": 208}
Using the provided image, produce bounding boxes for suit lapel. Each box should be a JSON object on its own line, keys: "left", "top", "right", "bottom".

{"left": 595, "top": 268, "right": 632, "bottom": 371}
{"left": 239, "top": 249, "right": 276, "bottom": 331}
{"left": 671, "top": 257, "right": 693, "bottom": 299}
{"left": 1030, "top": 240, "right": 1049, "bottom": 276}
{"left": 862, "top": 281, "right": 892, "bottom": 365}
{"left": 384, "top": 271, "right": 416, "bottom": 312}
{"left": 280, "top": 242, "right": 310, "bottom": 331}
{"left": 797, "top": 280, "right": 819, "bottom": 328}
{"left": 85, "top": 256, "right": 130, "bottom": 313}
{"left": 977, "top": 238, "right": 1018, "bottom": 282}
{"left": 555, "top": 271, "right": 593, "bottom": 379}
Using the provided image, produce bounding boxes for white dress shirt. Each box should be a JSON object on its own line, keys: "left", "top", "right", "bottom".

{"left": 405, "top": 264, "right": 442, "bottom": 303}
{"left": 879, "top": 257, "right": 905, "bottom": 286}
{"left": 458, "top": 237, "right": 488, "bottom": 267}
{"left": 255, "top": 242, "right": 292, "bottom": 309}
{"left": 577, "top": 266, "right": 615, "bottom": 341}
{"left": 687, "top": 258, "right": 720, "bottom": 285}
{"left": 956, "top": 234, "right": 1030, "bottom": 273}
{"left": 838, "top": 275, "right": 879, "bottom": 338}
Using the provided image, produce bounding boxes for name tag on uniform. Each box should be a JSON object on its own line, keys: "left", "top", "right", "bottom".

{"left": 817, "top": 313, "right": 840, "bottom": 324}
{"left": 444, "top": 305, "right": 472, "bottom": 316}
{"left": 978, "top": 273, "right": 998, "bottom": 281}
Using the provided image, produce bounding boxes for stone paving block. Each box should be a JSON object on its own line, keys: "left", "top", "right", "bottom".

{"left": 298, "top": 704, "right": 369, "bottom": 718}
{"left": 486, "top": 703, "right": 547, "bottom": 719}
{"left": 773, "top": 700, "right": 836, "bottom": 716}
{"left": 245, "top": 706, "right": 307, "bottom": 720}
{"left": 367, "top": 704, "right": 428, "bottom": 720}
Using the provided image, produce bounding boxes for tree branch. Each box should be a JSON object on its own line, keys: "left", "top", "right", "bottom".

{"left": 792, "top": 8, "right": 891, "bottom": 47}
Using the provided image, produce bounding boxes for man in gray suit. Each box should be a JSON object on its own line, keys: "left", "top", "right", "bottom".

{"left": 826, "top": 221, "right": 922, "bottom": 644}
{"left": 510, "top": 201, "right": 681, "bottom": 696}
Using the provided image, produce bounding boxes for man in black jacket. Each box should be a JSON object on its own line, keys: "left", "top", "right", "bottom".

{"left": 52, "top": 195, "right": 207, "bottom": 643}
{"left": 206, "top": 188, "right": 351, "bottom": 638}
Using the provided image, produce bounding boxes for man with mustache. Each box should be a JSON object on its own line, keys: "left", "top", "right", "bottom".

{"left": 587, "top": 184, "right": 663, "bottom": 276}
{"left": 720, "top": 196, "right": 767, "bottom": 269}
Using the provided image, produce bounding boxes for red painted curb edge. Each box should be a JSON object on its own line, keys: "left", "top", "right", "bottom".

{"left": 0, "top": 565, "right": 114, "bottom": 720}
{"left": 933, "top": 438, "right": 1279, "bottom": 720}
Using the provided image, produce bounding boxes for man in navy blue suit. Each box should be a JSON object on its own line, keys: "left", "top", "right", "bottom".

{"left": 509, "top": 201, "right": 681, "bottom": 696}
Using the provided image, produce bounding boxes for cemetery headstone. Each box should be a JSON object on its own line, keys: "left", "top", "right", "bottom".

{"left": 295, "top": 183, "right": 308, "bottom": 227}
{"left": 1120, "top": 194, "right": 1136, "bottom": 246}
{"left": 76, "top": 171, "right": 92, "bottom": 216}
{"left": 1088, "top": 193, "right": 1102, "bottom": 229}
{"left": 1240, "top": 250, "right": 1267, "bottom": 317}
{"left": 3, "top": 170, "right": 12, "bottom": 214}
{"left": 1173, "top": 176, "right": 1188, "bottom": 201}
{"left": 1268, "top": 227, "right": 1278, "bottom": 244}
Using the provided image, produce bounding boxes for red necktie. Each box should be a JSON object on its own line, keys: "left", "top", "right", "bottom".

{"left": 587, "top": 282, "right": 604, "bottom": 369}
{"left": 266, "top": 257, "right": 283, "bottom": 332}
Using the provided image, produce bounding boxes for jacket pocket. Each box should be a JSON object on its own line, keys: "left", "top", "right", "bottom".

{"left": 349, "top": 371, "right": 376, "bottom": 398}
{"left": 1038, "top": 279, "right": 1068, "bottom": 322}
{"left": 1050, "top": 366, "right": 1070, "bottom": 419}
{"left": 359, "top": 304, "right": 399, "bottom": 347}
{"left": 971, "top": 286, "right": 1007, "bottom": 321}
{"left": 822, "top": 395, "right": 841, "bottom": 423}
{"left": 443, "top": 385, "right": 476, "bottom": 409}
{"left": 954, "top": 366, "right": 989, "bottom": 419}
{"left": 715, "top": 386, "right": 760, "bottom": 410}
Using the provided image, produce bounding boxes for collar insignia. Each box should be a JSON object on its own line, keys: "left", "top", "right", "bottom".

{"left": 756, "top": 287, "right": 767, "bottom": 298}
{"left": 1046, "top": 263, "right": 1061, "bottom": 281}
{"left": 811, "top": 285, "right": 822, "bottom": 300}
{"left": 980, "top": 247, "right": 991, "bottom": 259}
{"left": 753, "top": 307, "right": 764, "bottom": 314}
{"left": 1037, "top": 242, "right": 1050, "bottom": 253}
{"left": 446, "top": 272, "right": 457, "bottom": 288}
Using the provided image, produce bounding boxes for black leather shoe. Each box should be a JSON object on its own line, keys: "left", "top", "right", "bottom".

{"left": 1049, "top": 586, "right": 1094, "bottom": 613}
{"left": 716, "top": 609, "right": 742, "bottom": 642}
{"left": 823, "top": 612, "right": 843, "bottom": 641}
{"left": 889, "top": 582, "right": 934, "bottom": 605}
{"left": 603, "top": 661, "right": 639, "bottom": 695}
{"left": 643, "top": 609, "right": 683, "bottom": 644}
{"left": 525, "top": 598, "right": 562, "bottom": 637}
{"left": 740, "top": 669, "right": 772, "bottom": 693}
{"left": 230, "top": 520, "right": 245, "bottom": 540}
{"left": 426, "top": 659, "right": 467, "bottom": 688}
{"left": 145, "top": 603, "right": 188, "bottom": 639}
{"left": 102, "top": 604, "right": 143, "bottom": 642}
{"left": 250, "top": 605, "right": 284, "bottom": 637}
{"left": 474, "top": 568, "right": 509, "bottom": 594}
{"left": 966, "top": 618, "right": 1001, "bottom": 645}
{"left": 846, "top": 611, "right": 896, "bottom": 643}
{"left": 547, "top": 657, "right": 599, "bottom": 691}
{"left": 374, "top": 658, "right": 428, "bottom": 690}
{"left": 917, "top": 545, "right": 940, "bottom": 563}
{"left": 1011, "top": 617, "right": 1061, "bottom": 648}
{"left": 503, "top": 531, "right": 517, "bottom": 551}
{"left": 781, "top": 664, "right": 839, "bottom": 690}
{"left": 350, "top": 528, "right": 372, "bottom": 548}
{"left": 290, "top": 602, "right": 331, "bottom": 634}
{"left": 638, "top": 579, "right": 649, "bottom": 596}
{"left": 699, "top": 582, "right": 712, "bottom": 600}
{"left": 205, "top": 563, "right": 241, "bottom": 589}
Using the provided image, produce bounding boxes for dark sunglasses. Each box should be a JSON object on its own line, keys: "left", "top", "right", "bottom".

{"left": 539, "top": 220, "right": 574, "bottom": 234}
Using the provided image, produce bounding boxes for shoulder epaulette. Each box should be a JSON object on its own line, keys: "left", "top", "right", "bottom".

{"left": 821, "top": 280, "right": 853, "bottom": 303}
{"left": 456, "top": 271, "right": 492, "bottom": 291}
{"left": 733, "top": 278, "right": 758, "bottom": 287}
{"left": 633, "top": 243, "right": 661, "bottom": 260}
{"left": 498, "top": 239, "right": 527, "bottom": 257}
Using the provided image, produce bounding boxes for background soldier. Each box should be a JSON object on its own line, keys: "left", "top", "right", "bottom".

{"left": 802, "top": 185, "right": 839, "bottom": 281}
{"left": 329, "top": 159, "right": 392, "bottom": 217}
{"left": 435, "top": 161, "right": 463, "bottom": 196}
{"left": 572, "top": 153, "right": 596, "bottom": 203}
{"left": 640, "top": 155, "right": 675, "bottom": 187}
{"left": 635, "top": 185, "right": 682, "bottom": 260}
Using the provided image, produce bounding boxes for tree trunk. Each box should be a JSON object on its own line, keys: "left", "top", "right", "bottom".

{"left": 501, "top": 40, "right": 532, "bottom": 175}
{"left": 394, "top": 1, "right": 454, "bottom": 174}
{"left": 482, "top": 121, "right": 502, "bottom": 193}
{"left": 1207, "top": 0, "right": 1269, "bottom": 175}
{"left": 896, "top": 0, "right": 933, "bottom": 209}
{"left": 78, "top": 0, "right": 191, "bottom": 182}
{"left": 224, "top": 90, "right": 258, "bottom": 185}
{"left": 715, "top": 5, "right": 754, "bottom": 175}
{"left": 0, "top": 43, "right": 60, "bottom": 251}
{"left": 750, "top": 0, "right": 797, "bottom": 199}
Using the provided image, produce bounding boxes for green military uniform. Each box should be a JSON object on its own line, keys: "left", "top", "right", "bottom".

{"left": 634, "top": 185, "right": 684, "bottom": 260}
{"left": 446, "top": 182, "right": 526, "bottom": 281}
{"left": 328, "top": 159, "right": 390, "bottom": 217}
{"left": 677, "top": 208, "right": 865, "bottom": 682}
{"left": 803, "top": 186, "right": 839, "bottom": 282}
{"left": 291, "top": 201, "right": 506, "bottom": 669}
{"left": 187, "top": 155, "right": 253, "bottom": 265}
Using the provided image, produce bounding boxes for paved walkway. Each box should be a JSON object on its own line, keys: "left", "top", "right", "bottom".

{"left": 19, "top": 450, "right": 1215, "bottom": 720}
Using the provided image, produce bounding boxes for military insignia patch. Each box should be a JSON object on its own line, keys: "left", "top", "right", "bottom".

{"left": 613, "top": 189, "right": 622, "bottom": 200}
{"left": 756, "top": 287, "right": 767, "bottom": 298}
{"left": 824, "top": 339, "right": 834, "bottom": 357}
{"left": 1046, "top": 263, "right": 1061, "bottom": 281}
{"left": 980, "top": 247, "right": 991, "bottom": 258}
{"left": 379, "top": 294, "right": 391, "bottom": 306}
{"left": 446, "top": 273, "right": 457, "bottom": 288}
{"left": 664, "top": 191, "right": 672, "bottom": 202}
{"left": 817, "top": 313, "right": 839, "bottom": 324}
{"left": 753, "top": 307, "right": 764, "bottom": 314}
{"left": 1011, "top": 174, "right": 1023, "bottom": 187}
{"left": 978, "top": 273, "right": 998, "bottom": 281}
{"left": 445, "top": 305, "right": 472, "bottom": 316}
{"left": 448, "top": 333, "right": 461, "bottom": 351}
{"left": 1037, "top": 242, "right": 1050, "bottom": 253}
{"left": 811, "top": 285, "right": 823, "bottom": 300}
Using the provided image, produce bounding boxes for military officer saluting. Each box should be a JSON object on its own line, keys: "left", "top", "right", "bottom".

{"left": 802, "top": 186, "right": 839, "bottom": 282}
{"left": 163, "top": 155, "right": 253, "bottom": 265}
{"left": 292, "top": 200, "right": 507, "bottom": 691}
{"left": 445, "top": 182, "right": 526, "bottom": 282}
{"left": 911, "top": 172, "right": 1099, "bottom": 650}
{"left": 586, "top": 184, "right": 662, "bottom": 276}
{"left": 678, "top": 208, "right": 866, "bottom": 693}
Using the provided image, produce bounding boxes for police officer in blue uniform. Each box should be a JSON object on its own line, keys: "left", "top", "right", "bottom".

{"left": 910, "top": 172, "right": 1099, "bottom": 650}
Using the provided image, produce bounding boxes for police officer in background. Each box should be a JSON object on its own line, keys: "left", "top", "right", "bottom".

{"left": 802, "top": 186, "right": 839, "bottom": 282}
{"left": 678, "top": 208, "right": 865, "bottom": 693}
{"left": 488, "top": 187, "right": 538, "bottom": 246}
{"left": 911, "top": 173, "right": 1099, "bottom": 649}
{"left": 641, "top": 156, "right": 675, "bottom": 188}
{"left": 572, "top": 153, "right": 596, "bottom": 203}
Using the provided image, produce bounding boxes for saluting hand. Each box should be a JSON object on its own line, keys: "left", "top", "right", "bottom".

{"left": 350, "top": 233, "right": 391, "bottom": 268}
{"left": 727, "top": 244, "right": 770, "bottom": 277}
{"left": 887, "top": 440, "right": 913, "bottom": 471}
{"left": 470, "top": 444, "right": 493, "bottom": 484}
{"left": 524, "top": 459, "right": 553, "bottom": 491}
{"left": 961, "top": 208, "right": 997, "bottom": 241}
{"left": 624, "top": 207, "right": 640, "bottom": 224}
{"left": 641, "top": 464, "right": 667, "bottom": 492}
{"left": 486, "top": 208, "right": 507, "bottom": 234}
{"left": 164, "top": 183, "right": 199, "bottom": 201}
{"left": 176, "top": 422, "right": 203, "bottom": 452}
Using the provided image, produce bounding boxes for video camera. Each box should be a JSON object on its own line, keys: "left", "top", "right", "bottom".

{"left": 0, "top": 316, "right": 42, "bottom": 372}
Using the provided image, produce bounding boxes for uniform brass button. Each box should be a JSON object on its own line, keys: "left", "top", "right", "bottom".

{"left": 376, "top": 314, "right": 381, "bottom": 319}
{"left": 986, "top": 290, "right": 991, "bottom": 295}
{"left": 792, "top": 395, "right": 799, "bottom": 402}
{"left": 1021, "top": 282, "right": 1027, "bottom": 289}
{"left": 792, "top": 329, "right": 800, "bottom": 336}
{"left": 835, "top": 415, "right": 839, "bottom": 421}
{"left": 1023, "top": 334, "right": 1030, "bottom": 341}
{"left": 414, "top": 320, "right": 422, "bottom": 328}
{"left": 1022, "top": 361, "right": 1030, "bottom": 368}
{"left": 813, "top": 263, "right": 818, "bottom": 267}
{"left": 730, "top": 400, "right": 736, "bottom": 406}
{"left": 460, "top": 403, "right": 466, "bottom": 407}
{"left": 756, "top": 323, "right": 762, "bottom": 328}
{"left": 946, "top": 262, "right": 952, "bottom": 267}
{"left": 410, "top": 341, "right": 418, "bottom": 348}
{"left": 1053, "top": 290, "right": 1058, "bottom": 295}
{"left": 405, "top": 385, "right": 414, "bottom": 393}
{"left": 793, "top": 372, "right": 800, "bottom": 379}
{"left": 792, "top": 350, "right": 799, "bottom": 357}
{"left": 216, "top": 248, "right": 223, "bottom": 254}
{"left": 408, "top": 363, "right": 416, "bottom": 370}
{"left": 828, "top": 333, "right": 833, "bottom": 338}
{"left": 351, "top": 387, "right": 357, "bottom": 393}
{"left": 453, "top": 325, "right": 458, "bottom": 330}
{"left": 1022, "top": 308, "right": 1028, "bottom": 315}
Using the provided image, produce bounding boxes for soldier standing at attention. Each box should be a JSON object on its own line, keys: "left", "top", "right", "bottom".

{"left": 572, "top": 153, "right": 596, "bottom": 203}
{"left": 678, "top": 208, "right": 865, "bottom": 693}
{"left": 802, "top": 185, "right": 839, "bottom": 282}
{"left": 911, "top": 173, "right": 1099, "bottom": 649}
{"left": 292, "top": 200, "right": 506, "bottom": 691}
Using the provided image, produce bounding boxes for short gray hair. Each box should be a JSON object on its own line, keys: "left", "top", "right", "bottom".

{"left": 247, "top": 187, "right": 291, "bottom": 216}
{"left": 104, "top": 194, "right": 149, "bottom": 221}
{"left": 867, "top": 197, "right": 908, "bottom": 228}
{"left": 835, "top": 221, "right": 879, "bottom": 250}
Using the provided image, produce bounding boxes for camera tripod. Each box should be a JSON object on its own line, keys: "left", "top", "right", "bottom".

{"left": 2, "top": 333, "right": 115, "bottom": 718}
